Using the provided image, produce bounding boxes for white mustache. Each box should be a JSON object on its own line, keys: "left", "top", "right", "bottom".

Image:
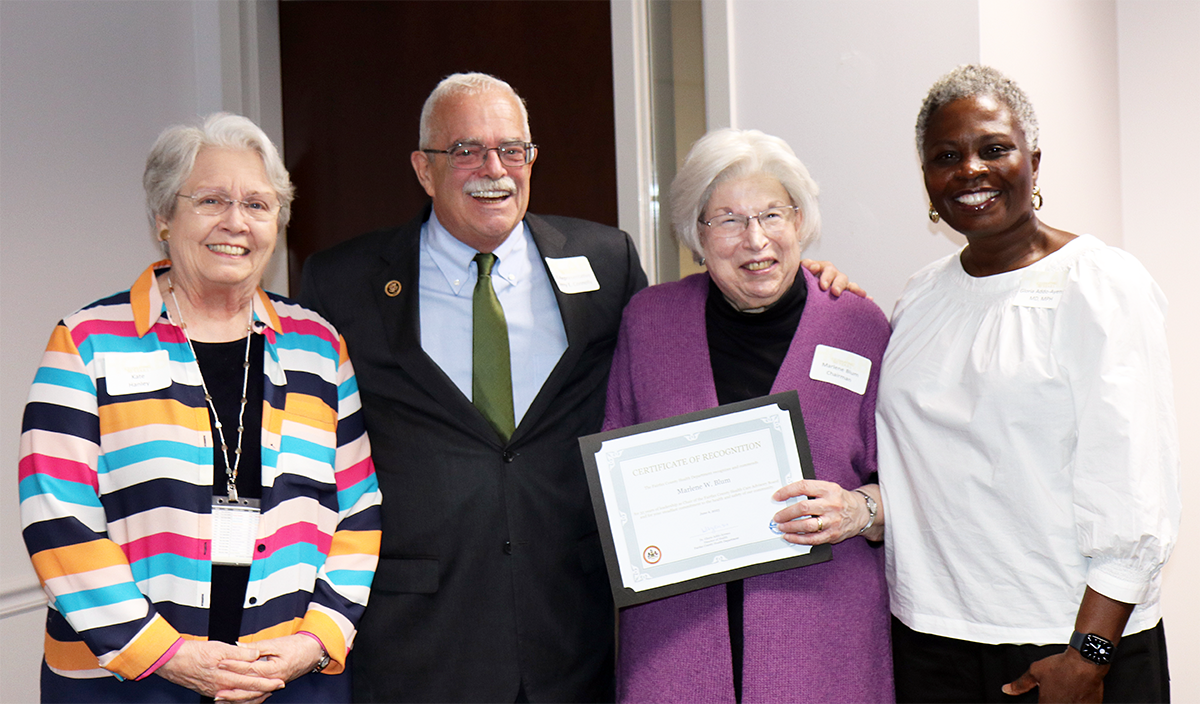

{"left": 463, "top": 176, "right": 516, "bottom": 195}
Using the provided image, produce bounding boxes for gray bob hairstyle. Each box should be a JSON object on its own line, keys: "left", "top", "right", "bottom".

{"left": 143, "top": 113, "right": 295, "bottom": 235}
{"left": 418, "top": 72, "right": 531, "bottom": 149}
{"left": 672, "top": 128, "right": 821, "bottom": 260}
{"left": 915, "top": 64, "right": 1040, "bottom": 157}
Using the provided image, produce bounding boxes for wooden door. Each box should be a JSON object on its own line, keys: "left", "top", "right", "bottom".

{"left": 279, "top": 0, "right": 618, "bottom": 295}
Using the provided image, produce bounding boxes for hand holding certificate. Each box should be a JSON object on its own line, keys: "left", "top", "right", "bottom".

{"left": 579, "top": 391, "right": 831, "bottom": 607}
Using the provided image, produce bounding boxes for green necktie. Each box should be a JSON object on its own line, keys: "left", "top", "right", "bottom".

{"left": 472, "top": 253, "right": 515, "bottom": 441}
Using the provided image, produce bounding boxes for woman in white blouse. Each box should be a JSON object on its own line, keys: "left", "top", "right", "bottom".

{"left": 877, "top": 65, "right": 1178, "bottom": 703}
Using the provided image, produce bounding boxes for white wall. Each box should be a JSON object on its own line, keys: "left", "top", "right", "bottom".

{"left": 1115, "top": 1, "right": 1200, "bottom": 698}
{"left": 720, "top": 0, "right": 980, "bottom": 310}
{"left": 979, "top": 0, "right": 1124, "bottom": 247}
{"left": 716, "top": 0, "right": 1154, "bottom": 314}
{"left": 718, "top": 0, "right": 1199, "bottom": 695}
{"left": 0, "top": 2, "right": 277, "bottom": 701}
{"left": 1, "top": 3, "right": 195, "bottom": 700}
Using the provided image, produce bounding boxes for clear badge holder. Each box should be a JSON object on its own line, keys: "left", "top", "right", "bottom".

{"left": 211, "top": 495, "right": 261, "bottom": 566}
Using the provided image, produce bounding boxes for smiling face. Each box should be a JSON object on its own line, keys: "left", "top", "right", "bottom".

{"left": 922, "top": 94, "right": 1041, "bottom": 239}
{"left": 410, "top": 89, "right": 534, "bottom": 253}
{"left": 158, "top": 147, "right": 278, "bottom": 299}
{"left": 700, "top": 173, "right": 804, "bottom": 311}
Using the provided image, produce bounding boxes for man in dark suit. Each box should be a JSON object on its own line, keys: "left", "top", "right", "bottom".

{"left": 299, "top": 73, "right": 647, "bottom": 702}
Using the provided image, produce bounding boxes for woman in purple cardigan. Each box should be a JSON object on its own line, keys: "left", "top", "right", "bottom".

{"left": 604, "top": 128, "right": 893, "bottom": 703}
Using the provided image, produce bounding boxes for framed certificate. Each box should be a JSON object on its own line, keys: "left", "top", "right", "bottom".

{"left": 579, "top": 390, "right": 831, "bottom": 608}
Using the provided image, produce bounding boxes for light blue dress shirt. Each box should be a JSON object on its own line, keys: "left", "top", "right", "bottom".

{"left": 418, "top": 209, "right": 568, "bottom": 425}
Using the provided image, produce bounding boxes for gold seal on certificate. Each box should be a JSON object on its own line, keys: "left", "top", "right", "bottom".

{"left": 579, "top": 391, "right": 830, "bottom": 607}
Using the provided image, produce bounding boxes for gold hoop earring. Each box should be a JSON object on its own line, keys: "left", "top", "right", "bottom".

{"left": 928, "top": 203, "right": 940, "bottom": 223}
{"left": 1031, "top": 186, "right": 1043, "bottom": 211}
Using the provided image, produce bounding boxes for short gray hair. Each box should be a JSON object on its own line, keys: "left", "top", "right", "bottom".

{"left": 915, "top": 64, "right": 1039, "bottom": 156}
{"left": 671, "top": 128, "right": 821, "bottom": 261}
{"left": 143, "top": 113, "right": 295, "bottom": 236}
{"left": 418, "top": 72, "right": 531, "bottom": 149}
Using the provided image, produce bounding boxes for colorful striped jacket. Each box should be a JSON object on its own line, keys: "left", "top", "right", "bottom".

{"left": 19, "top": 261, "right": 382, "bottom": 694}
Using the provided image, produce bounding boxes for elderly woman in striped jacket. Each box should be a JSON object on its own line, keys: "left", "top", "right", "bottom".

{"left": 18, "top": 113, "right": 381, "bottom": 703}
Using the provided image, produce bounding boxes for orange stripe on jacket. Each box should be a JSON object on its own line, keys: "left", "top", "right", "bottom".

{"left": 31, "top": 540, "right": 130, "bottom": 581}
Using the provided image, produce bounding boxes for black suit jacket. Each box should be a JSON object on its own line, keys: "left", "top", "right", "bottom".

{"left": 299, "top": 208, "right": 647, "bottom": 703}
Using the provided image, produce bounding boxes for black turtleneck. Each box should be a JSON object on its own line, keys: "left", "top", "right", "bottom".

{"left": 192, "top": 335, "right": 264, "bottom": 647}
{"left": 706, "top": 273, "right": 807, "bottom": 405}
{"left": 704, "top": 272, "right": 807, "bottom": 702}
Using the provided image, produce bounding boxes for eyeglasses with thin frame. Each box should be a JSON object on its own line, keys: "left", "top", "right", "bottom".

{"left": 176, "top": 191, "right": 279, "bottom": 221}
{"left": 421, "top": 141, "right": 538, "bottom": 170}
{"left": 700, "top": 205, "right": 800, "bottom": 239}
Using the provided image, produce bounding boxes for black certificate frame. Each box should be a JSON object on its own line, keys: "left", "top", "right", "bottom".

{"left": 579, "top": 390, "right": 831, "bottom": 608}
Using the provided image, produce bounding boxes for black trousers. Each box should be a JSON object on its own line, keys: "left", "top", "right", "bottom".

{"left": 892, "top": 617, "right": 1169, "bottom": 703}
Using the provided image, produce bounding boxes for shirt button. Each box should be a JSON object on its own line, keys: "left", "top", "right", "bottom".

{"left": 248, "top": 596, "right": 257, "bottom": 605}
{"left": 503, "top": 541, "right": 513, "bottom": 555}
{"left": 256, "top": 544, "right": 266, "bottom": 553}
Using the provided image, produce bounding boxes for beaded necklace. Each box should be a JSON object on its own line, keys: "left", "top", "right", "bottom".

{"left": 165, "top": 275, "right": 254, "bottom": 502}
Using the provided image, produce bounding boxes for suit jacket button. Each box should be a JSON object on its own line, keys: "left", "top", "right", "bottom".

{"left": 503, "top": 541, "right": 512, "bottom": 555}
{"left": 502, "top": 450, "right": 515, "bottom": 463}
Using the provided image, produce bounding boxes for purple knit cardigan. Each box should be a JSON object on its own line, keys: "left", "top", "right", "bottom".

{"left": 603, "top": 271, "right": 894, "bottom": 703}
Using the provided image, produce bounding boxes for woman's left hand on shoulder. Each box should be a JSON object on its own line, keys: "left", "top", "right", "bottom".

{"left": 771, "top": 480, "right": 880, "bottom": 544}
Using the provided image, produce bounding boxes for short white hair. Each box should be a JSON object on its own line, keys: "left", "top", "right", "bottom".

{"left": 672, "top": 128, "right": 820, "bottom": 261}
{"left": 418, "top": 72, "right": 531, "bottom": 149}
{"left": 143, "top": 112, "right": 294, "bottom": 235}
{"left": 915, "top": 64, "right": 1039, "bottom": 156}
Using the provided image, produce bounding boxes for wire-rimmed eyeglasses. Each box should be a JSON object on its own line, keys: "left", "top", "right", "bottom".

{"left": 699, "top": 206, "right": 799, "bottom": 239}
{"left": 421, "top": 141, "right": 538, "bottom": 170}
{"left": 176, "top": 191, "right": 279, "bottom": 221}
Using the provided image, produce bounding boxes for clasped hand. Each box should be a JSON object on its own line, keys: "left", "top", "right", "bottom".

{"left": 157, "top": 634, "right": 324, "bottom": 703}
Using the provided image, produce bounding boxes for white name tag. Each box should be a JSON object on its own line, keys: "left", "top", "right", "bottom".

{"left": 809, "top": 344, "right": 871, "bottom": 395}
{"left": 1013, "top": 270, "right": 1067, "bottom": 309}
{"left": 105, "top": 351, "right": 171, "bottom": 396}
{"left": 211, "top": 497, "right": 261, "bottom": 566}
{"left": 544, "top": 256, "right": 600, "bottom": 294}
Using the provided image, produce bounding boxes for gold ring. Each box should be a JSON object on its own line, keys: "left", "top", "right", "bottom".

{"left": 815, "top": 515, "right": 824, "bottom": 532}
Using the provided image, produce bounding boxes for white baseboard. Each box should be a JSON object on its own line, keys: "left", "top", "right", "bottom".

{"left": 0, "top": 578, "right": 47, "bottom": 618}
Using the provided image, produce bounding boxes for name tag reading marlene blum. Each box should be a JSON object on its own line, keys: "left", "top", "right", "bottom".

{"left": 104, "top": 350, "right": 172, "bottom": 396}
{"left": 808, "top": 344, "right": 870, "bottom": 395}
{"left": 580, "top": 391, "right": 830, "bottom": 607}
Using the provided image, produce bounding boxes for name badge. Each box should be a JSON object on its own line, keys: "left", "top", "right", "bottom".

{"left": 1013, "top": 270, "right": 1067, "bottom": 309}
{"left": 211, "top": 496, "right": 261, "bottom": 566}
{"left": 544, "top": 256, "right": 600, "bottom": 294}
{"left": 105, "top": 351, "right": 171, "bottom": 396}
{"left": 809, "top": 344, "right": 871, "bottom": 395}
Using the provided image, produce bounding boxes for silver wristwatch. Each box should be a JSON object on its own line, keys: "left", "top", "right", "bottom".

{"left": 855, "top": 489, "right": 877, "bottom": 534}
{"left": 312, "top": 649, "right": 332, "bottom": 673}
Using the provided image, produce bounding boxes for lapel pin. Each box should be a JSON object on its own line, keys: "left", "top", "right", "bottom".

{"left": 385, "top": 280, "right": 402, "bottom": 297}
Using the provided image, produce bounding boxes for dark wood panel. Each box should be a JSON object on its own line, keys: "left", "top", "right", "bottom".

{"left": 279, "top": 0, "right": 617, "bottom": 295}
